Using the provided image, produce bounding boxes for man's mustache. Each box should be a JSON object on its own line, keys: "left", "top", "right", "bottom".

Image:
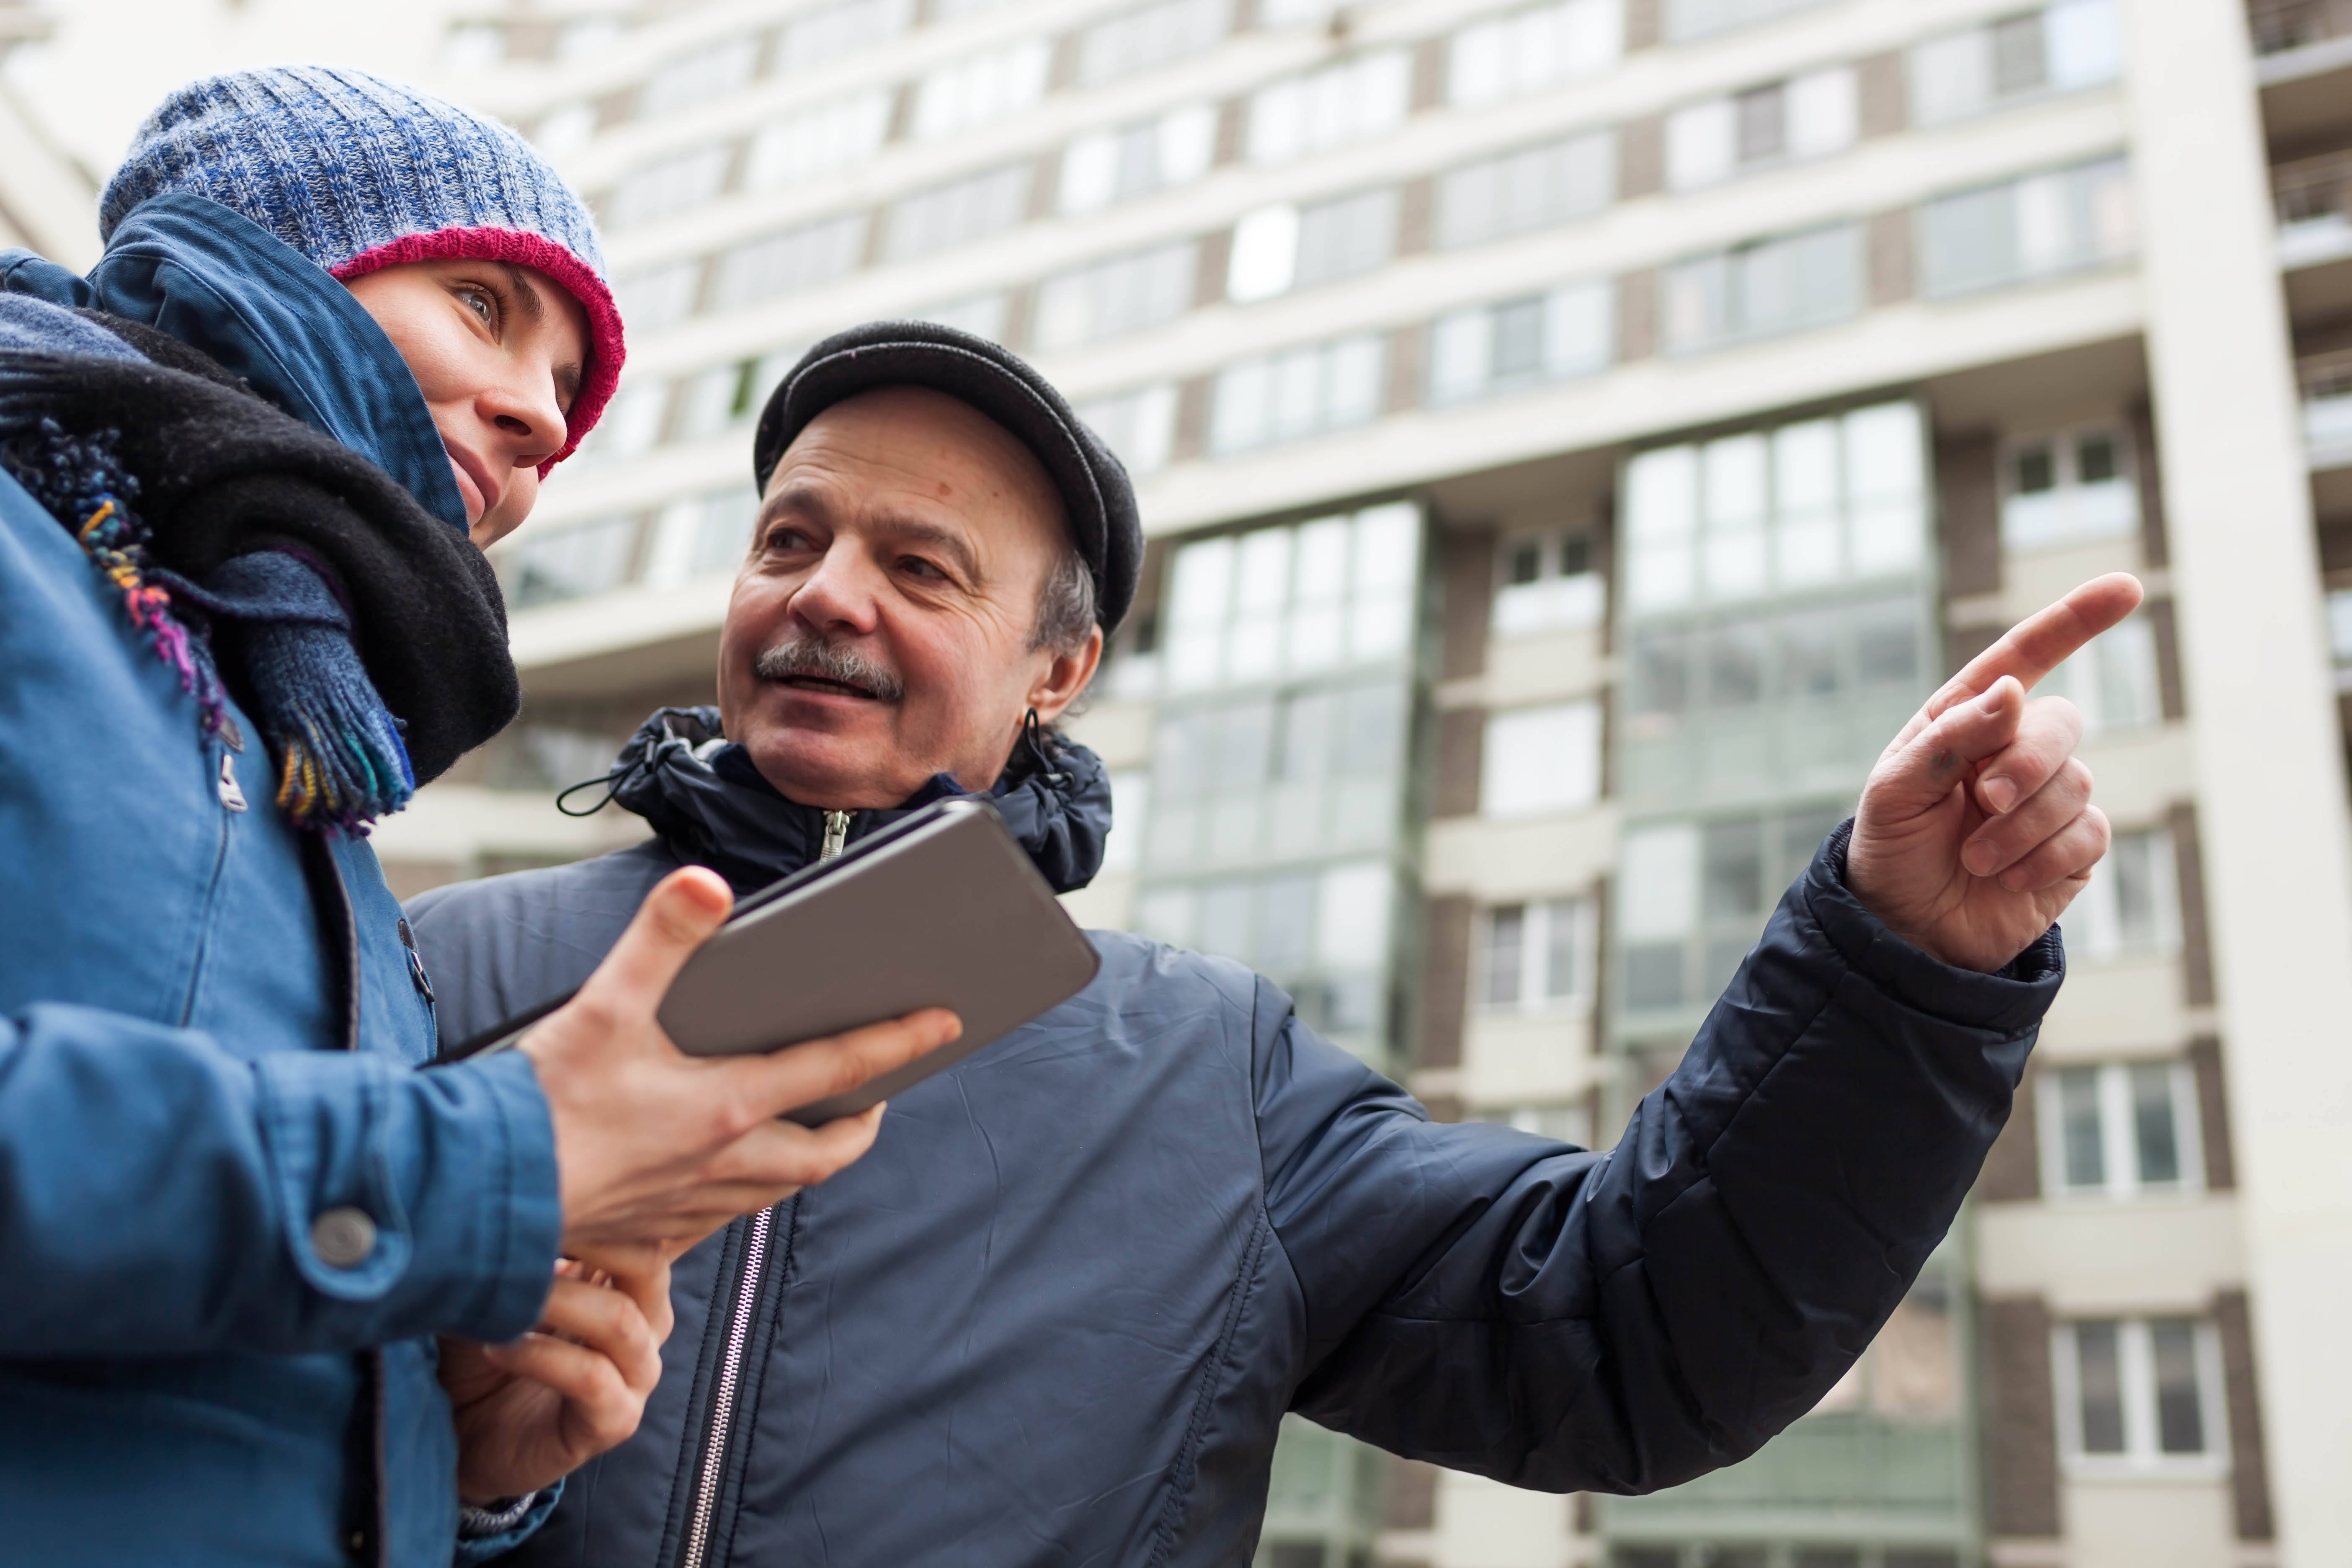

{"left": 752, "top": 634, "right": 906, "bottom": 702}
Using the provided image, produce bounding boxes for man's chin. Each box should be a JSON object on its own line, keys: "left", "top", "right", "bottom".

{"left": 734, "top": 716, "right": 922, "bottom": 811}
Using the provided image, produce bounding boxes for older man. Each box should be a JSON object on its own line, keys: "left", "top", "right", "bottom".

{"left": 410, "top": 322, "right": 2135, "bottom": 1566}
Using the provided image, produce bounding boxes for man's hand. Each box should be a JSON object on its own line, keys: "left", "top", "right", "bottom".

{"left": 1848, "top": 573, "right": 2146, "bottom": 973}
{"left": 520, "top": 866, "right": 962, "bottom": 1274}
{"left": 443, "top": 1260, "right": 673, "bottom": 1506}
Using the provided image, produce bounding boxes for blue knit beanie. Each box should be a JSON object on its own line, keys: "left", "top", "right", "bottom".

{"left": 100, "top": 66, "right": 622, "bottom": 464}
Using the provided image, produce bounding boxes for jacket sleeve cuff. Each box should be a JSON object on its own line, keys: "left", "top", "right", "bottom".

{"left": 454, "top": 1482, "right": 562, "bottom": 1564}
{"left": 1803, "top": 818, "right": 2065, "bottom": 1034}
{"left": 426, "top": 1049, "right": 565, "bottom": 1341}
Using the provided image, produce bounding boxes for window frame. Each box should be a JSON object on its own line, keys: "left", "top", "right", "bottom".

{"left": 2035, "top": 1059, "right": 2206, "bottom": 1202}
{"left": 2052, "top": 1316, "right": 2230, "bottom": 1476}
{"left": 1476, "top": 892, "right": 1599, "bottom": 1014}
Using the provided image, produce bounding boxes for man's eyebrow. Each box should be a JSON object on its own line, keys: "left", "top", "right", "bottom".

{"left": 876, "top": 517, "right": 982, "bottom": 582}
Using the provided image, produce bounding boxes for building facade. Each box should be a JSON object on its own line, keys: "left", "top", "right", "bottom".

{"left": 375, "top": 0, "right": 2352, "bottom": 1563}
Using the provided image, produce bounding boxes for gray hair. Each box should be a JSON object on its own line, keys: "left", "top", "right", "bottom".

{"left": 1030, "top": 543, "right": 1098, "bottom": 655}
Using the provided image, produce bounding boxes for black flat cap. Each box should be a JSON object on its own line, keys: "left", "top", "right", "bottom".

{"left": 752, "top": 321, "right": 1143, "bottom": 635}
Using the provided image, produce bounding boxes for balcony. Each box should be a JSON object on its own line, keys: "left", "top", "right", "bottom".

{"left": 2299, "top": 349, "right": 2352, "bottom": 470}
{"left": 2251, "top": 0, "right": 2352, "bottom": 55}
{"left": 2272, "top": 149, "right": 2352, "bottom": 322}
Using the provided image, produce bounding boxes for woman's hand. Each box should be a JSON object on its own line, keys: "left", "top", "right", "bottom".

{"left": 441, "top": 1259, "right": 675, "bottom": 1506}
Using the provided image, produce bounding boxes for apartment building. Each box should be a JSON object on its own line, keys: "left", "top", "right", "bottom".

{"left": 375, "top": 0, "right": 2352, "bottom": 1563}
{"left": 0, "top": 2, "right": 96, "bottom": 268}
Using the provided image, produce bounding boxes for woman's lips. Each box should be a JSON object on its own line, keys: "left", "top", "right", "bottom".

{"left": 446, "top": 449, "right": 499, "bottom": 527}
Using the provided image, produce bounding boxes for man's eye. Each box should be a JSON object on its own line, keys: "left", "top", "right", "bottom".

{"left": 766, "top": 528, "right": 815, "bottom": 552}
{"left": 900, "top": 557, "right": 947, "bottom": 581}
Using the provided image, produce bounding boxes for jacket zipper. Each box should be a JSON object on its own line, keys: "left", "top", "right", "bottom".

{"left": 675, "top": 810, "right": 853, "bottom": 1568}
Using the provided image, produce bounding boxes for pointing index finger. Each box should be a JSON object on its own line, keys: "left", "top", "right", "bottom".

{"left": 1925, "top": 573, "right": 2144, "bottom": 720}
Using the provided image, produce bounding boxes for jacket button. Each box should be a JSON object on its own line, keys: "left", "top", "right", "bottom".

{"left": 311, "top": 1207, "right": 378, "bottom": 1269}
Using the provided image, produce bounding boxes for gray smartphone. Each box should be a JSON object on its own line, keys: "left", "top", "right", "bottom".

{"left": 439, "top": 798, "right": 1102, "bottom": 1126}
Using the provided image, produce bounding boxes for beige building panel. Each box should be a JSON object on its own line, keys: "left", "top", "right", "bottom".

{"left": 1064, "top": 698, "right": 1155, "bottom": 771}
{"left": 1429, "top": 1468, "right": 1576, "bottom": 1568}
{"left": 1424, "top": 807, "right": 1617, "bottom": 902}
{"left": 1975, "top": 1195, "right": 2243, "bottom": 1313}
{"left": 1059, "top": 869, "right": 1135, "bottom": 934}
{"left": 1462, "top": 1011, "right": 1600, "bottom": 1109}
{"left": 1480, "top": 629, "right": 1610, "bottom": 712}
{"left": 371, "top": 783, "right": 652, "bottom": 870}
{"left": 2034, "top": 954, "right": 2194, "bottom": 1057}
{"left": 2061, "top": 1478, "right": 2239, "bottom": 1568}
{"left": 2073, "top": 724, "right": 2194, "bottom": 828}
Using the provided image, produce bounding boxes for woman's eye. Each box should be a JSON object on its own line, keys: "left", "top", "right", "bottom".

{"left": 457, "top": 289, "right": 495, "bottom": 326}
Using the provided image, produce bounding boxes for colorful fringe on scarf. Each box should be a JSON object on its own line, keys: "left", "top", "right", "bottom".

{"left": 4, "top": 418, "right": 230, "bottom": 738}
{"left": 2, "top": 416, "right": 415, "bottom": 833}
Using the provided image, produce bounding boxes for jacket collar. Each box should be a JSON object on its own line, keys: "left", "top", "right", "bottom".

{"left": 604, "top": 706, "right": 1113, "bottom": 897}
{"left": 0, "top": 192, "right": 467, "bottom": 531}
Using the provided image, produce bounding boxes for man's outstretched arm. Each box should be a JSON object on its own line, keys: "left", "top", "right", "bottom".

{"left": 1261, "top": 577, "right": 2138, "bottom": 1492}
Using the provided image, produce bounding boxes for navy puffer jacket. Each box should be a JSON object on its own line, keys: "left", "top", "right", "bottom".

{"left": 408, "top": 707, "right": 2062, "bottom": 1568}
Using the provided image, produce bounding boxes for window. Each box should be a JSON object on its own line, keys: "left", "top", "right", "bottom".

{"left": 1919, "top": 156, "right": 2133, "bottom": 299}
{"left": 640, "top": 36, "right": 759, "bottom": 117}
{"left": 2056, "top": 1318, "right": 2226, "bottom": 1471}
{"left": 1077, "top": 0, "right": 1230, "bottom": 85}
{"left": 1664, "top": 68, "right": 1856, "bottom": 191}
{"left": 1481, "top": 896, "right": 1598, "bottom": 1009}
{"left": 1436, "top": 130, "right": 1615, "bottom": 250}
{"left": 1494, "top": 1103, "right": 1592, "bottom": 1144}
{"left": 1075, "top": 384, "right": 1179, "bottom": 477}
{"left": 1481, "top": 702, "right": 1603, "bottom": 818}
{"left": 745, "top": 90, "right": 892, "bottom": 192}
{"left": 1208, "top": 335, "right": 1386, "bottom": 456}
{"left": 1622, "top": 403, "right": 1926, "bottom": 614}
{"left": 1101, "top": 769, "right": 1151, "bottom": 873}
{"left": 671, "top": 359, "right": 762, "bottom": 444}
{"left": 2040, "top": 1061, "right": 2202, "bottom": 1199}
{"left": 1160, "top": 505, "right": 1421, "bottom": 694}
{"left": 1228, "top": 189, "right": 1398, "bottom": 302}
{"left": 571, "top": 378, "right": 670, "bottom": 467}
{"left": 886, "top": 165, "right": 1031, "bottom": 260}
{"left": 2039, "top": 610, "right": 2161, "bottom": 734}
{"left": 1494, "top": 529, "right": 1604, "bottom": 636}
{"left": 713, "top": 215, "right": 867, "bottom": 308}
{"left": 1663, "top": 223, "right": 1862, "bottom": 352}
{"left": 914, "top": 292, "right": 1011, "bottom": 341}
{"left": 1135, "top": 859, "right": 1392, "bottom": 988}
{"left": 2330, "top": 588, "right": 2352, "bottom": 689}
{"left": 1034, "top": 241, "right": 1199, "bottom": 348}
{"left": 1447, "top": 0, "right": 1621, "bottom": 108}
{"left": 643, "top": 485, "right": 760, "bottom": 587}
{"left": 779, "top": 0, "right": 913, "bottom": 73}
{"left": 1664, "top": 0, "right": 1823, "bottom": 44}
{"left": 1246, "top": 52, "right": 1412, "bottom": 165}
{"left": 1429, "top": 281, "right": 1612, "bottom": 407}
{"left": 1059, "top": 104, "right": 1217, "bottom": 214}
{"left": 1999, "top": 422, "right": 2139, "bottom": 550}
{"left": 507, "top": 513, "right": 642, "bottom": 607}
{"left": 913, "top": 38, "right": 1051, "bottom": 139}
{"left": 614, "top": 260, "right": 704, "bottom": 331}
{"left": 1807, "top": 1274, "right": 1962, "bottom": 1423}
{"left": 604, "top": 144, "right": 732, "bottom": 231}
{"left": 1911, "top": 0, "right": 2122, "bottom": 128}
{"left": 2066, "top": 826, "right": 2179, "bottom": 959}
{"left": 1618, "top": 805, "right": 1846, "bottom": 1011}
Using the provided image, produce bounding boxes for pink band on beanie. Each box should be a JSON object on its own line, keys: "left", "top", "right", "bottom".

{"left": 334, "top": 227, "right": 625, "bottom": 472}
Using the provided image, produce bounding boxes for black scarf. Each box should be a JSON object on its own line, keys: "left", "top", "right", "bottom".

{"left": 0, "top": 317, "right": 516, "bottom": 819}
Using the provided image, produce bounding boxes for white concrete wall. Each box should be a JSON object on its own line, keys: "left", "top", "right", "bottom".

{"left": 2121, "top": 0, "right": 2352, "bottom": 1560}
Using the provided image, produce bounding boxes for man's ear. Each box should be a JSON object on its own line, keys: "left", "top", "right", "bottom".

{"left": 1026, "top": 626, "right": 1103, "bottom": 723}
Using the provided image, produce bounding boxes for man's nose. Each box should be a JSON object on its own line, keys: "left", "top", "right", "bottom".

{"left": 788, "top": 541, "right": 883, "bottom": 635}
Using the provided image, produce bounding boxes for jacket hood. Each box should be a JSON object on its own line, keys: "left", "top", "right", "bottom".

{"left": 0, "top": 191, "right": 468, "bottom": 531}
{"left": 602, "top": 706, "right": 1112, "bottom": 897}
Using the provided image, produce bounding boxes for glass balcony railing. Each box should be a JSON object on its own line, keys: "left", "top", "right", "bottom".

{"left": 2275, "top": 148, "right": 2352, "bottom": 264}
{"left": 2249, "top": 0, "right": 2352, "bottom": 55}
{"left": 2298, "top": 350, "right": 2352, "bottom": 467}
